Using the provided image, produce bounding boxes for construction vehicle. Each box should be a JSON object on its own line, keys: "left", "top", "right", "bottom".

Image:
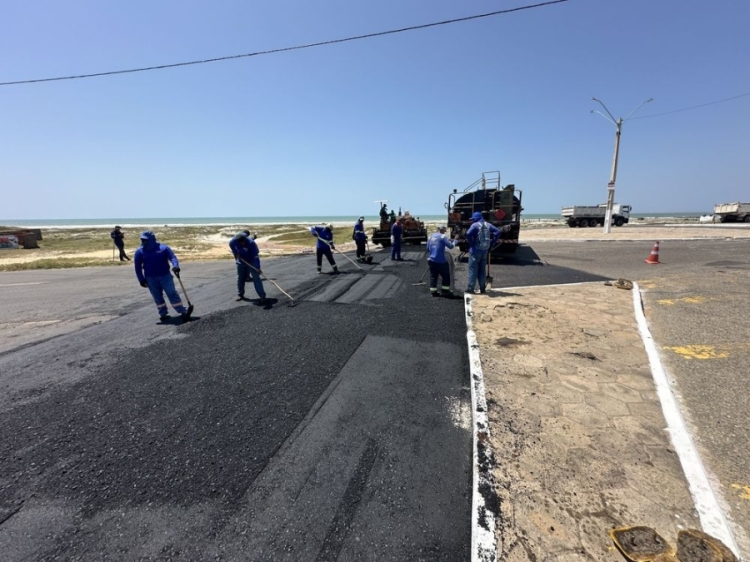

{"left": 713, "top": 202, "right": 750, "bottom": 223}
{"left": 370, "top": 206, "right": 428, "bottom": 247}
{"left": 561, "top": 203, "right": 632, "bottom": 227}
{"left": 446, "top": 171, "right": 523, "bottom": 256}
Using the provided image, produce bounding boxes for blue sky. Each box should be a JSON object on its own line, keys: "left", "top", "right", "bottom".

{"left": 1, "top": 0, "right": 748, "bottom": 219}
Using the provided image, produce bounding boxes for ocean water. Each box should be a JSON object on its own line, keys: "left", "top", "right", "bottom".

{"left": 0, "top": 212, "right": 704, "bottom": 229}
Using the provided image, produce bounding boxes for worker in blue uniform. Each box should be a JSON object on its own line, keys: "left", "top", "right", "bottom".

{"left": 426, "top": 225, "right": 459, "bottom": 297}
{"left": 134, "top": 231, "right": 191, "bottom": 321}
{"left": 352, "top": 217, "right": 367, "bottom": 261}
{"left": 465, "top": 211, "right": 503, "bottom": 294}
{"left": 390, "top": 217, "right": 404, "bottom": 261}
{"left": 229, "top": 231, "right": 266, "bottom": 302}
{"left": 310, "top": 224, "right": 339, "bottom": 274}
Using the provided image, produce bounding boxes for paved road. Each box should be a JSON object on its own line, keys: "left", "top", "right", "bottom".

{"left": 2, "top": 237, "right": 748, "bottom": 559}
{"left": 0, "top": 249, "right": 472, "bottom": 561}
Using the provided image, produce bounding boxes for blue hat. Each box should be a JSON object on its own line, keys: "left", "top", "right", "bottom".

{"left": 471, "top": 212, "right": 483, "bottom": 222}
{"left": 139, "top": 230, "right": 155, "bottom": 240}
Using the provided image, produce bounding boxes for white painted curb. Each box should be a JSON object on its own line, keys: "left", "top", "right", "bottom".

{"left": 465, "top": 294, "right": 498, "bottom": 562}
{"left": 633, "top": 283, "right": 740, "bottom": 557}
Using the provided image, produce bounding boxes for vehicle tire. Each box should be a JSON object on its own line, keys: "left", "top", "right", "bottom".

{"left": 744, "top": 215, "right": 750, "bottom": 223}
{"left": 588, "top": 218, "right": 598, "bottom": 227}
{"left": 381, "top": 240, "right": 391, "bottom": 248}
{"left": 577, "top": 220, "right": 586, "bottom": 227}
{"left": 567, "top": 221, "right": 576, "bottom": 228}
{"left": 614, "top": 217, "right": 625, "bottom": 227}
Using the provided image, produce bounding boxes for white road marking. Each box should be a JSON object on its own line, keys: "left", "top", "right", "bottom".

{"left": 464, "top": 294, "right": 498, "bottom": 562}
{"left": 633, "top": 283, "right": 740, "bottom": 556}
{"left": 0, "top": 282, "right": 48, "bottom": 287}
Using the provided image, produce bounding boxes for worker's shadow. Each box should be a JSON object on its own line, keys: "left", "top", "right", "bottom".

{"left": 482, "top": 290, "right": 523, "bottom": 298}
{"left": 250, "top": 297, "right": 279, "bottom": 309}
{"left": 458, "top": 245, "right": 543, "bottom": 266}
{"left": 155, "top": 315, "right": 202, "bottom": 325}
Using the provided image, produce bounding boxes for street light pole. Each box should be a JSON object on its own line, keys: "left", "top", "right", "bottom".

{"left": 591, "top": 97, "right": 653, "bottom": 233}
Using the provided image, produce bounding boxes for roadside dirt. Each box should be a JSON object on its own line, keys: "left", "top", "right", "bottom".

{"left": 471, "top": 283, "right": 701, "bottom": 560}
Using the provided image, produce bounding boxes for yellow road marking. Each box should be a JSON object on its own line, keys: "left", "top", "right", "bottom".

{"left": 664, "top": 342, "right": 750, "bottom": 359}
{"left": 657, "top": 295, "right": 707, "bottom": 306}
{"left": 731, "top": 484, "right": 750, "bottom": 501}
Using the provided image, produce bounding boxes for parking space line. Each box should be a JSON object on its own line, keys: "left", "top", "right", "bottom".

{"left": 633, "top": 283, "right": 740, "bottom": 556}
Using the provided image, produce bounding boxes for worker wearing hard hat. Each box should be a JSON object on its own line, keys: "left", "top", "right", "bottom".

{"left": 229, "top": 231, "right": 266, "bottom": 303}
{"left": 466, "top": 211, "right": 502, "bottom": 294}
{"left": 310, "top": 224, "right": 339, "bottom": 274}
{"left": 352, "top": 217, "right": 368, "bottom": 261}
{"left": 426, "top": 225, "right": 460, "bottom": 297}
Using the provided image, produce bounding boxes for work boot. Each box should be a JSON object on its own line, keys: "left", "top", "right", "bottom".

{"left": 159, "top": 315, "right": 170, "bottom": 322}
{"left": 317, "top": 267, "right": 322, "bottom": 274}
{"left": 333, "top": 266, "right": 339, "bottom": 274}
{"left": 442, "top": 291, "right": 454, "bottom": 299}
{"left": 236, "top": 295, "right": 244, "bottom": 301}
{"left": 431, "top": 292, "right": 441, "bottom": 297}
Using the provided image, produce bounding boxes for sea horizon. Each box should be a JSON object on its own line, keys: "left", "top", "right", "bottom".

{"left": 1, "top": 212, "right": 706, "bottom": 229}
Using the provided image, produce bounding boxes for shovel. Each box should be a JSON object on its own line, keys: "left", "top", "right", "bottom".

{"left": 173, "top": 271, "right": 195, "bottom": 318}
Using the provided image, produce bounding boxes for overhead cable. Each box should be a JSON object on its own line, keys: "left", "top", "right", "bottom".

{"left": 0, "top": 0, "right": 570, "bottom": 87}
{"left": 631, "top": 92, "right": 750, "bottom": 120}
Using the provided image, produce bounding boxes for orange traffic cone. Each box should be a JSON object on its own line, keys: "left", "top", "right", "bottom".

{"left": 644, "top": 241, "right": 661, "bottom": 264}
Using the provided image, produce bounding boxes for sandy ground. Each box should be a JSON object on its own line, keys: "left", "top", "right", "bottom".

{"left": 2, "top": 222, "right": 749, "bottom": 267}
{"left": 471, "top": 284, "right": 706, "bottom": 560}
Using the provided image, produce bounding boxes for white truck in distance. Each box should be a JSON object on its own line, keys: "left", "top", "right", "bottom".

{"left": 713, "top": 202, "right": 750, "bottom": 223}
{"left": 561, "top": 204, "right": 632, "bottom": 227}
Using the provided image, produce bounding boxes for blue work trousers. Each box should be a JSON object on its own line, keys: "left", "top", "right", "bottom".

{"left": 467, "top": 252, "right": 488, "bottom": 292}
{"left": 391, "top": 240, "right": 402, "bottom": 260}
{"left": 146, "top": 274, "right": 187, "bottom": 317}
{"left": 237, "top": 262, "right": 266, "bottom": 298}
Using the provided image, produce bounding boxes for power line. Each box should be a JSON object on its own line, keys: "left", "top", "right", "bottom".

{"left": 631, "top": 92, "right": 750, "bottom": 120}
{"left": 0, "top": 0, "right": 570, "bottom": 87}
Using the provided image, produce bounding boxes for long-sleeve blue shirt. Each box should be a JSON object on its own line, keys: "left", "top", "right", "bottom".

{"left": 310, "top": 226, "right": 334, "bottom": 250}
{"left": 426, "top": 233, "right": 455, "bottom": 263}
{"left": 391, "top": 223, "right": 403, "bottom": 240}
{"left": 229, "top": 234, "right": 261, "bottom": 269}
{"left": 466, "top": 220, "right": 501, "bottom": 255}
{"left": 353, "top": 221, "right": 366, "bottom": 241}
{"left": 134, "top": 232, "right": 179, "bottom": 283}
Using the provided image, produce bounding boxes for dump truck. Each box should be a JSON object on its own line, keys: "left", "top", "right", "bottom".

{"left": 370, "top": 208, "right": 428, "bottom": 248}
{"left": 713, "top": 202, "right": 750, "bottom": 223}
{"left": 446, "top": 171, "right": 523, "bottom": 256}
{"left": 561, "top": 203, "right": 631, "bottom": 227}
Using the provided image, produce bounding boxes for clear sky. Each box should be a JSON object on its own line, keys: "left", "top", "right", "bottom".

{"left": 1, "top": 0, "right": 748, "bottom": 219}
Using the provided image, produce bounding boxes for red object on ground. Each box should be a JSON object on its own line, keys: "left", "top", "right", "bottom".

{"left": 644, "top": 241, "right": 661, "bottom": 264}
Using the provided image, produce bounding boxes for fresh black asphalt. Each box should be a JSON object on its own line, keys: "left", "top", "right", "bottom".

{"left": 5, "top": 238, "right": 746, "bottom": 560}
{"left": 0, "top": 251, "right": 473, "bottom": 561}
